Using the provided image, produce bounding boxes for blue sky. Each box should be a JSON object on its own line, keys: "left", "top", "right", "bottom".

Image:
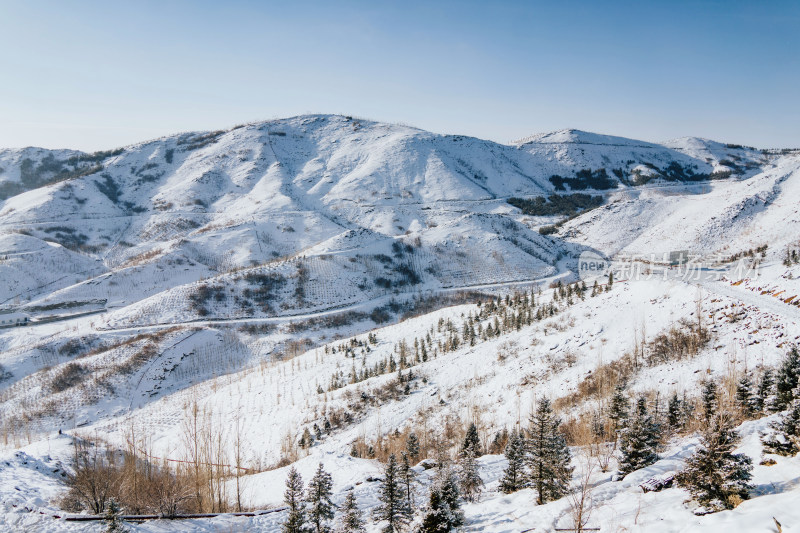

{"left": 0, "top": 0, "right": 798, "bottom": 150}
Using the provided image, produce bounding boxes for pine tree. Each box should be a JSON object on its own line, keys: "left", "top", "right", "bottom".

{"left": 399, "top": 452, "right": 416, "bottom": 508}
{"left": 461, "top": 423, "right": 481, "bottom": 457}
{"left": 702, "top": 380, "right": 718, "bottom": 423}
{"left": 735, "top": 373, "right": 755, "bottom": 417}
{"left": 406, "top": 432, "right": 420, "bottom": 461}
{"left": 527, "top": 398, "right": 573, "bottom": 504}
{"left": 591, "top": 409, "right": 607, "bottom": 441}
{"left": 755, "top": 368, "right": 776, "bottom": 413}
{"left": 651, "top": 392, "right": 664, "bottom": 426}
{"left": 103, "top": 499, "right": 127, "bottom": 533}
{"left": 608, "top": 386, "right": 630, "bottom": 438}
{"left": 336, "top": 490, "right": 365, "bottom": 533}
{"left": 618, "top": 398, "right": 660, "bottom": 475}
{"left": 419, "top": 467, "right": 464, "bottom": 533}
{"left": 667, "top": 391, "right": 684, "bottom": 431}
{"left": 489, "top": 429, "right": 508, "bottom": 454}
{"left": 373, "top": 454, "right": 411, "bottom": 533}
{"left": 677, "top": 414, "right": 753, "bottom": 512}
{"left": 775, "top": 346, "right": 800, "bottom": 410}
{"left": 499, "top": 429, "right": 527, "bottom": 494}
{"left": 306, "top": 463, "right": 335, "bottom": 533}
{"left": 301, "top": 427, "right": 314, "bottom": 449}
{"left": 762, "top": 397, "right": 800, "bottom": 456}
{"left": 458, "top": 447, "right": 483, "bottom": 503}
{"left": 283, "top": 467, "right": 308, "bottom": 533}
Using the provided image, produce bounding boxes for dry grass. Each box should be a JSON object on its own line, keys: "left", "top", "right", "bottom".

{"left": 120, "top": 248, "right": 163, "bottom": 268}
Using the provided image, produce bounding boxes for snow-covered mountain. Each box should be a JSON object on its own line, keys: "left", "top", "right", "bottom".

{"left": 1, "top": 115, "right": 799, "bottom": 532}
{"left": 0, "top": 115, "right": 783, "bottom": 316}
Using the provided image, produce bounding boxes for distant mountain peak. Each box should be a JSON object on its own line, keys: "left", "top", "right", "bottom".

{"left": 512, "top": 128, "right": 661, "bottom": 148}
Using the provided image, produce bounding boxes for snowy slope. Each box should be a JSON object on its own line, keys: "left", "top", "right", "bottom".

{"left": 561, "top": 153, "right": 800, "bottom": 258}
{"left": 1, "top": 115, "right": 800, "bottom": 532}
{"left": 516, "top": 129, "right": 766, "bottom": 187}
{"left": 2, "top": 269, "right": 800, "bottom": 532}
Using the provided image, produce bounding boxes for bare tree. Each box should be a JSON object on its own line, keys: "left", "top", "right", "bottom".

{"left": 66, "top": 437, "right": 122, "bottom": 514}
{"left": 212, "top": 423, "right": 228, "bottom": 512}
{"left": 589, "top": 441, "right": 614, "bottom": 473}
{"left": 181, "top": 399, "right": 205, "bottom": 512}
{"left": 233, "top": 409, "right": 246, "bottom": 512}
{"left": 568, "top": 456, "right": 596, "bottom": 533}
{"left": 146, "top": 462, "right": 193, "bottom": 517}
{"left": 122, "top": 423, "right": 143, "bottom": 514}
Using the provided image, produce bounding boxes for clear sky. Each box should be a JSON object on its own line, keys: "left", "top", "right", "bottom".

{"left": 1, "top": 0, "right": 798, "bottom": 151}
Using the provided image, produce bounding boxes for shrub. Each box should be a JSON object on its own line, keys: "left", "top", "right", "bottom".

{"left": 95, "top": 174, "right": 121, "bottom": 203}
{"left": 51, "top": 363, "right": 88, "bottom": 393}
{"left": 549, "top": 168, "right": 616, "bottom": 191}
{"left": 0, "top": 363, "right": 12, "bottom": 383}
{"left": 18, "top": 154, "right": 105, "bottom": 191}
{"left": 115, "top": 343, "right": 158, "bottom": 375}
{"left": 539, "top": 225, "right": 558, "bottom": 235}
{"left": 647, "top": 321, "right": 710, "bottom": 365}
{"left": 394, "top": 263, "right": 421, "bottom": 286}
{"left": 370, "top": 307, "right": 392, "bottom": 324}
{"left": 508, "top": 194, "right": 603, "bottom": 217}
{"left": 189, "top": 284, "right": 227, "bottom": 315}
{"left": 375, "top": 277, "right": 392, "bottom": 289}
{"left": 64, "top": 437, "right": 194, "bottom": 516}
{"left": 177, "top": 130, "right": 225, "bottom": 151}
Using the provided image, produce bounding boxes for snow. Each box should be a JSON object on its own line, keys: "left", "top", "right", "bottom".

{"left": 1, "top": 115, "right": 800, "bottom": 531}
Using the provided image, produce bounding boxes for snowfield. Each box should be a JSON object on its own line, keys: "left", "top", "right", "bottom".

{"left": 1, "top": 115, "right": 800, "bottom": 531}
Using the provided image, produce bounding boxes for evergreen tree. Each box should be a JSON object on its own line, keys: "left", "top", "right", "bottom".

{"left": 618, "top": 398, "right": 660, "bottom": 475}
{"left": 608, "top": 385, "right": 630, "bottom": 438}
{"left": 336, "top": 490, "right": 365, "bottom": 533}
{"left": 458, "top": 447, "right": 483, "bottom": 503}
{"left": 755, "top": 368, "right": 776, "bottom": 413}
{"left": 373, "top": 454, "right": 411, "bottom": 533}
{"left": 461, "top": 423, "right": 481, "bottom": 457}
{"left": 775, "top": 346, "right": 800, "bottom": 410}
{"left": 103, "top": 499, "right": 127, "bottom": 533}
{"left": 306, "top": 463, "right": 335, "bottom": 533}
{"left": 489, "top": 429, "right": 509, "bottom": 455}
{"left": 399, "top": 452, "right": 416, "bottom": 508}
{"left": 527, "top": 398, "right": 573, "bottom": 504}
{"left": 667, "top": 391, "right": 684, "bottom": 431}
{"left": 702, "top": 380, "right": 719, "bottom": 423}
{"left": 406, "top": 432, "right": 420, "bottom": 461}
{"left": 677, "top": 414, "right": 753, "bottom": 512}
{"left": 499, "top": 429, "right": 527, "bottom": 493}
{"left": 283, "top": 467, "right": 308, "bottom": 533}
{"left": 735, "top": 373, "right": 755, "bottom": 417}
{"left": 591, "top": 409, "right": 607, "bottom": 441}
{"left": 301, "top": 427, "right": 314, "bottom": 449}
{"left": 762, "top": 397, "right": 800, "bottom": 456}
{"left": 418, "top": 467, "right": 463, "bottom": 533}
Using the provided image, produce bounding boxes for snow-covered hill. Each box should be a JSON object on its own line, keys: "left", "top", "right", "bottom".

{"left": 0, "top": 115, "right": 786, "bottom": 321}
{"left": 1, "top": 115, "right": 799, "bottom": 532}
